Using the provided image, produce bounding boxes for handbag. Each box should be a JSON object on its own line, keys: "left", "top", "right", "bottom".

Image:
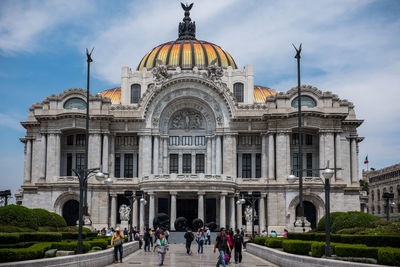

{"left": 114, "top": 238, "right": 123, "bottom": 246}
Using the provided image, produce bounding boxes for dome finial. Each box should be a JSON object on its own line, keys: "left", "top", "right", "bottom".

{"left": 178, "top": 2, "right": 196, "bottom": 40}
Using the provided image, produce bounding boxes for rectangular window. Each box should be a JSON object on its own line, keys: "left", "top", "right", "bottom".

{"left": 115, "top": 154, "right": 121, "bottom": 178}
{"left": 76, "top": 134, "right": 85, "bottom": 146}
{"left": 195, "top": 136, "right": 205, "bottom": 146}
{"left": 306, "top": 153, "right": 313, "bottom": 176}
{"left": 256, "top": 153, "right": 261, "bottom": 178}
{"left": 76, "top": 153, "right": 85, "bottom": 170}
{"left": 196, "top": 154, "right": 205, "bottom": 173}
{"left": 234, "top": 83, "right": 244, "bottom": 102}
{"left": 253, "top": 136, "right": 261, "bottom": 145}
{"left": 292, "top": 153, "right": 299, "bottom": 177}
{"left": 124, "top": 154, "right": 133, "bottom": 178}
{"left": 242, "top": 153, "right": 251, "bottom": 178}
{"left": 67, "top": 135, "right": 74, "bottom": 146}
{"left": 169, "top": 136, "right": 179, "bottom": 146}
{"left": 169, "top": 154, "right": 178, "bottom": 173}
{"left": 239, "top": 135, "right": 252, "bottom": 145}
{"left": 305, "top": 134, "right": 313, "bottom": 145}
{"left": 183, "top": 154, "right": 192, "bottom": 173}
{"left": 292, "top": 133, "right": 299, "bottom": 145}
{"left": 182, "top": 136, "right": 192, "bottom": 146}
{"left": 66, "top": 153, "right": 72, "bottom": 176}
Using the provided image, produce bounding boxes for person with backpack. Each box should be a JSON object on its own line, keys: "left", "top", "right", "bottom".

{"left": 184, "top": 228, "right": 194, "bottom": 255}
{"left": 213, "top": 228, "right": 231, "bottom": 267}
{"left": 233, "top": 229, "right": 244, "bottom": 264}
{"left": 144, "top": 227, "right": 151, "bottom": 252}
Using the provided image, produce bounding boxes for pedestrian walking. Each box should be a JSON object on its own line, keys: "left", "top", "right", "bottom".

{"left": 111, "top": 227, "right": 124, "bottom": 263}
{"left": 184, "top": 228, "right": 194, "bottom": 255}
{"left": 196, "top": 228, "right": 205, "bottom": 254}
{"left": 153, "top": 233, "right": 168, "bottom": 266}
{"left": 233, "top": 229, "right": 244, "bottom": 264}
{"left": 205, "top": 227, "right": 211, "bottom": 245}
{"left": 213, "top": 228, "right": 231, "bottom": 267}
{"left": 149, "top": 228, "right": 154, "bottom": 248}
{"left": 164, "top": 229, "right": 170, "bottom": 242}
{"left": 144, "top": 228, "right": 151, "bottom": 252}
{"left": 225, "top": 229, "right": 234, "bottom": 264}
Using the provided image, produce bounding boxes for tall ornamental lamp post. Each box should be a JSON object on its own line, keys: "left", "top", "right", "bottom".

{"left": 382, "top": 192, "right": 395, "bottom": 221}
{"left": 322, "top": 166, "right": 334, "bottom": 257}
{"left": 237, "top": 191, "right": 261, "bottom": 239}
{"left": 72, "top": 48, "right": 113, "bottom": 254}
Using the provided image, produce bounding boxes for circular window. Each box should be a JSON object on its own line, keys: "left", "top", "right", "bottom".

{"left": 291, "top": 96, "right": 316, "bottom": 108}
{"left": 64, "top": 98, "right": 86, "bottom": 110}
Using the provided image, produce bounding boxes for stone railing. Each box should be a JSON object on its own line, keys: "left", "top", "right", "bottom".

{"left": 142, "top": 174, "right": 233, "bottom": 181}
{"left": 1, "top": 241, "right": 139, "bottom": 267}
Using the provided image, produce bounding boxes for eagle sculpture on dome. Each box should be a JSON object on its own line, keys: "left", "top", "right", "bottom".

{"left": 181, "top": 2, "right": 193, "bottom": 11}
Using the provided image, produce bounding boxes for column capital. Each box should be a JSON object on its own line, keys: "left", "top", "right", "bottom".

{"left": 147, "top": 191, "right": 155, "bottom": 196}
{"left": 110, "top": 192, "right": 118, "bottom": 198}
{"left": 261, "top": 192, "right": 267, "bottom": 198}
{"left": 197, "top": 191, "right": 205, "bottom": 196}
{"left": 220, "top": 192, "right": 228, "bottom": 196}
{"left": 276, "top": 129, "right": 291, "bottom": 134}
{"left": 319, "top": 129, "right": 335, "bottom": 134}
{"left": 170, "top": 191, "right": 178, "bottom": 196}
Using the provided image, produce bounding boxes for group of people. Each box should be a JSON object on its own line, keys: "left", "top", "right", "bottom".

{"left": 213, "top": 228, "right": 244, "bottom": 266}
{"left": 183, "top": 226, "right": 211, "bottom": 255}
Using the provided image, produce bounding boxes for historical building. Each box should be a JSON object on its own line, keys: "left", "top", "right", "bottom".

{"left": 16, "top": 4, "right": 363, "bottom": 233}
{"left": 364, "top": 164, "right": 400, "bottom": 219}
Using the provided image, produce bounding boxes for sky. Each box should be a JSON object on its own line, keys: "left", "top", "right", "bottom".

{"left": 0, "top": 0, "right": 399, "bottom": 202}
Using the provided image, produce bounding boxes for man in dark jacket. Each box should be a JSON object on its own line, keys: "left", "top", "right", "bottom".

{"left": 233, "top": 229, "right": 244, "bottom": 263}
{"left": 184, "top": 228, "right": 194, "bottom": 255}
{"left": 213, "top": 228, "right": 231, "bottom": 267}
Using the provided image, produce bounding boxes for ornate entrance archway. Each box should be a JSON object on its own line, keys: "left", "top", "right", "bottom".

{"left": 296, "top": 201, "right": 317, "bottom": 229}
{"left": 62, "top": 199, "right": 79, "bottom": 226}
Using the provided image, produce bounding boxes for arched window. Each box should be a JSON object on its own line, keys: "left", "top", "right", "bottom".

{"left": 64, "top": 98, "right": 86, "bottom": 110}
{"left": 130, "top": 84, "right": 141, "bottom": 103}
{"left": 233, "top": 82, "right": 244, "bottom": 103}
{"left": 291, "top": 96, "right": 317, "bottom": 108}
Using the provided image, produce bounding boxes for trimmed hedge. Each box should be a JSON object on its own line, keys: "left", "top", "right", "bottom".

{"left": 0, "top": 242, "right": 36, "bottom": 249}
{"left": 266, "top": 237, "right": 283, "bottom": 248}
{"left": 87, "top": 239, "right": 108, "bottom": 249}
{"left": 0, "top": 205, "right": 38, "bottom": 230}
{"left": 0, "top": 225, "right": 35, "bottom": 233}
{"left": 316, "top": 212, "right": 346, "bottom": 232}
{"left": 0, "top": 242, "right": 52, "bottom": 263}
{"left": 317, "top": 211, "right": 379, "bottom": 233}
{"left": 254, "top": 237, "right": 267, "bottom": 246}
{"left": 51, "top": 241, "right": 90, "bottom": 253}
{"left": 20, "top": 232, "right": 62, "bottom": 242}
{"left": 378, "top": 247, "right": 400, "bottom": 266}
{"left": 0, "top": 233, "right": 19, "bottom": 244}
{"left": 335, "top": 244, "right": 379, "bottom": 260}
{"left": 61, "top": 232, "right": 87, "bottom": 240}
{"left": 282, "top": 240, "right": 313, "bottom": 255}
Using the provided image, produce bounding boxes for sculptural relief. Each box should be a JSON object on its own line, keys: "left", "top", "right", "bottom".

{"left": 171, "top": 110, "right": 203, "bottom": 129}
{"left": 119, "top": 204, "right": 131, "bottom": 221}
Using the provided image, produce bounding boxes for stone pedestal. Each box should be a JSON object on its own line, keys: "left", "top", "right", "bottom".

{"left": 293, "top": 216, "right": 311, "bottom": 232}
{"left": 120, "top": 220, "right": 129, "bottom": 231}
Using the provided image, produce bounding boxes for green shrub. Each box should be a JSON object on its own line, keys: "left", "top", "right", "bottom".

{"left": 335, "top": 244, "right": 379, "bottom": 260}
{"left": 87, "top": 239, "right": 108, "bottom": 249}
{"left": 0, "top": 225, "right": 35, "bottom": 233}
{"left": 0, "top": 242, "right": 36, "bottom": 249}
{"left": 266, "top": 237, "right": 283, "bottom": 248}
{"left": 0, "top": 242, "right": 52, "bottom": 263}
{"left": 316, "top": 212, "right": 346, "bottom": 232}
{"left": 336, "top": 227, "right": 367, "bottom": 235}
{"left": 378, "top": 247, "right": 400, "bottom": 266}
{"left": 0, "top": 205, "right": 38, "bottom": 230}
{"left": 87, "top": 232, "right": 99, "bottom": 238}
{"left": 253, "top": 237, "right": 267, "bottom": 246}
{"left": 340, "top": 234, "right": 400, "bottom": 248}
{"left": 50, "top": 213, "right": 67, "bottom": 228}
{"left": 20, "top": 232, "right": 62, "bottom": 242}
{"left": 61, "top": 232, "right": 88, "bottom": 240}
{"left": 51, "top": 241, "right": 90, "bottom": 253}
{"left": 0, "top": 233, "right": 19, "bottom": 244}
{"left": 311, "top": 242, "right": 342, "bottom": 257}
{"left": 62, "top": 226, "right": 92, "bottom": 232}
{"left": 287, "top": 232, "right": 315, "bottom": 241}
{"left": 282, "top": 240, "right": 313, "bottom": 255}
{"left": 331, "top": 212, "right": 380, "bottom": 233}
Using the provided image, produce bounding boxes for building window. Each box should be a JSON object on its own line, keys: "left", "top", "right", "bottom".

{"left": 234, "top": 82, "right": 244, "bottom": 102}
{"left": 66, "top": 153, "right": 72, "bottom": 176}
{"left": 76, "top": 153, "right": 85, "bottom": 170}
{"left": 196, "top": 154, "right": 205, "bottom": 173}
{"left": 306, "top": 153, "right": 312, "bottom": 176}
{"left": 378, "top": 189, "right": 380, "bottom": 201}
{"left": 130, "top": 84, "right": 141, "bottom": 103}
{"left": 76, "top": 134, "right": 85, "bottom": 146}
{"left": 291, "top": 96, "right": 317, "bottom": 108}
{"left": 67, "top": 135, "right": 74, "bottom": 146}
{"left": 182, "top": 136, "right": 192, "bottom": 146}
{"left": 124, "top": 154, "right": 133, "bottom": 178}
{"left": 183, "top": 154, "right": 192, "bottom": 173}
{"left": 292, "top": 153, "right": 299, "bottom": 177}
{"left": 115, "top": 154, "right": 121, "bottom": 178}
{"left": 305, "top": 134, "right": 313, "bottom": 145}
{"left": 64, "top": 97, "right": 86, "bottom": 110}
{"left": 239, "top": 135, "right": 252, "bottom": 145}
{"left": 169, "top": 154, "right": 178, "bottom": 173}
{"left": 169, "top": 136, "right": 179, "bottom": 146}
{"left": 253, "top": 136, "right": 261, "bottom": 145}
{"left": 195, "top": 136, "right": 205, "bottom": 146}
{"left": 255, "top": 153, "right": 261, "bottom": 178}
{"left": 242, "top": 153, "right": 251, "bottom": 178}
{"left": 292, "top": 133, "right": 299, "bottom": 145}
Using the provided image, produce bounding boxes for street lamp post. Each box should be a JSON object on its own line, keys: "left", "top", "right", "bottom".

{"left": 322, "top": 167, "right": 334, "bottom": 257}
{"left": 237, "top": 191, "right": 261, "bottom": 238}
{"left": 382, "top": 192, "right": 395, "bottom": 221}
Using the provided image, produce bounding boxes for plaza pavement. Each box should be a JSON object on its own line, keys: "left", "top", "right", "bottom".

{"left": 106, "top": 243, "right": 278, "bottom": 267}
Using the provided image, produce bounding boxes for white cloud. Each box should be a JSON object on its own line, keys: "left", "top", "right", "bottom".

{"left": 0, "top": 113, "right": 25, "bottom": 131}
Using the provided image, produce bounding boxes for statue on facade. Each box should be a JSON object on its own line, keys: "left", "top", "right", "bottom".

{"left": 152, "top": 59, "right": 170, "bottom": 84}
{"left": 119, "top": 204, "right": 131, "bottom": 221}
{"left": 205, "top": 58, "right": 223, "bottom": 82}
{"left": 244, "top": 205, "right": 255, "bottom": 223}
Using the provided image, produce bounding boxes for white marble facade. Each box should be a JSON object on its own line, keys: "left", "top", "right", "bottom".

{"left": 16, "top": 7, "right": 363, "bottom": 234}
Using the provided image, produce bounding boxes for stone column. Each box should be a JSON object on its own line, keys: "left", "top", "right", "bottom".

{"left": 178, "top": 153, "right": 183, "bottom": 174}
{"left": 198, "top": 192, "right": 205, "bottom": 222}
{"left": 46, "top": 133, "right": 56, "bottom": 181}
{"left": 212, "top": 136, "right": 216, "bottom": 174}
{"left": 236, "top": 195, "right": 242, "bottom": 230}
{"left": 102, "top": 134, "right": 109, "bottom": 173}
{"left": 23, "top": 139, "right": 32, "bottom": 183}
{"left": 229, "top": 196, "right": 236, "bottom": 230}
{"left": 261, "top": 134, "right": 268, "bottom": 178}
{"left": 132, "top": 197, "right": 138, "bottom": 228}
{"left": 162, "top": 137, "right": 168, "bottom": 173}
{"left": 276, "top": 132, "right": 290, "bottom": 182}
{"left": 319, "top": 132, "right": 326, "bottom": 176}
{"left": 153, "top": 136, "right": 159, "bottom": 175}
{"left": 192, "top": 152, "right": 196, "bottom": 174}
{"left": 40, "top": 134, "right": 47, "bottom": 179}
{"left": 206, "top": 136, "right": 212, "bottom": 175}
{"left": 170, "top": 192, "right": 177, "bottom": 230}
{"left": 219, "top": 192, "right": 227, "bottom": 229}
{"left": 88, "top": 133, "right": 101, "bottom": 169}
{"left": 139, "top": 135, "right": 152, "bottom": 177}
{"left": 268, "top": 133, "right": 275, "bottom": 179}
{"left": 55, "top": 134, "right": 61, "bottom": 177}
{"left": 216, "top": 136, "right": 222, "bottom": 175}
{"left": 325, "top": 132, "right": 335, "bottom": 171}
{"left": 149, "top": 192, "right": 155, "bottom": 229}
{"left": 351, "top": 138, "right": 358, "bottom": 182}
{"left": 251, "top": 153, "right": 256, "bottom": 178}
{"left": 335, "top": 133, "right": 342, "bottom": 180}
{"left": 110, "top": 193, "right": 117, "bottom": 227}
{"left": 259, "top": 193, "right": 266, "bottom": 232}
{"left": 109, "top": 135, "right": 115, "bottom": 177}
{"left": 238, "top": 153, "right": 242, "bottom": 178}
{"left": 140, "top": 197, "right": 145, "bottom": 234}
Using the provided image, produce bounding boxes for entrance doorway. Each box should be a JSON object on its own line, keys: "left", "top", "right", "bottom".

{"left": 296, "top": 201, "right": 317, "bottom": 229}
{"left": 177, "top": 199, "right": 198, "bottom": 229}
{"left": 62, "top": 199, "right": 79, "bottom": 226}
